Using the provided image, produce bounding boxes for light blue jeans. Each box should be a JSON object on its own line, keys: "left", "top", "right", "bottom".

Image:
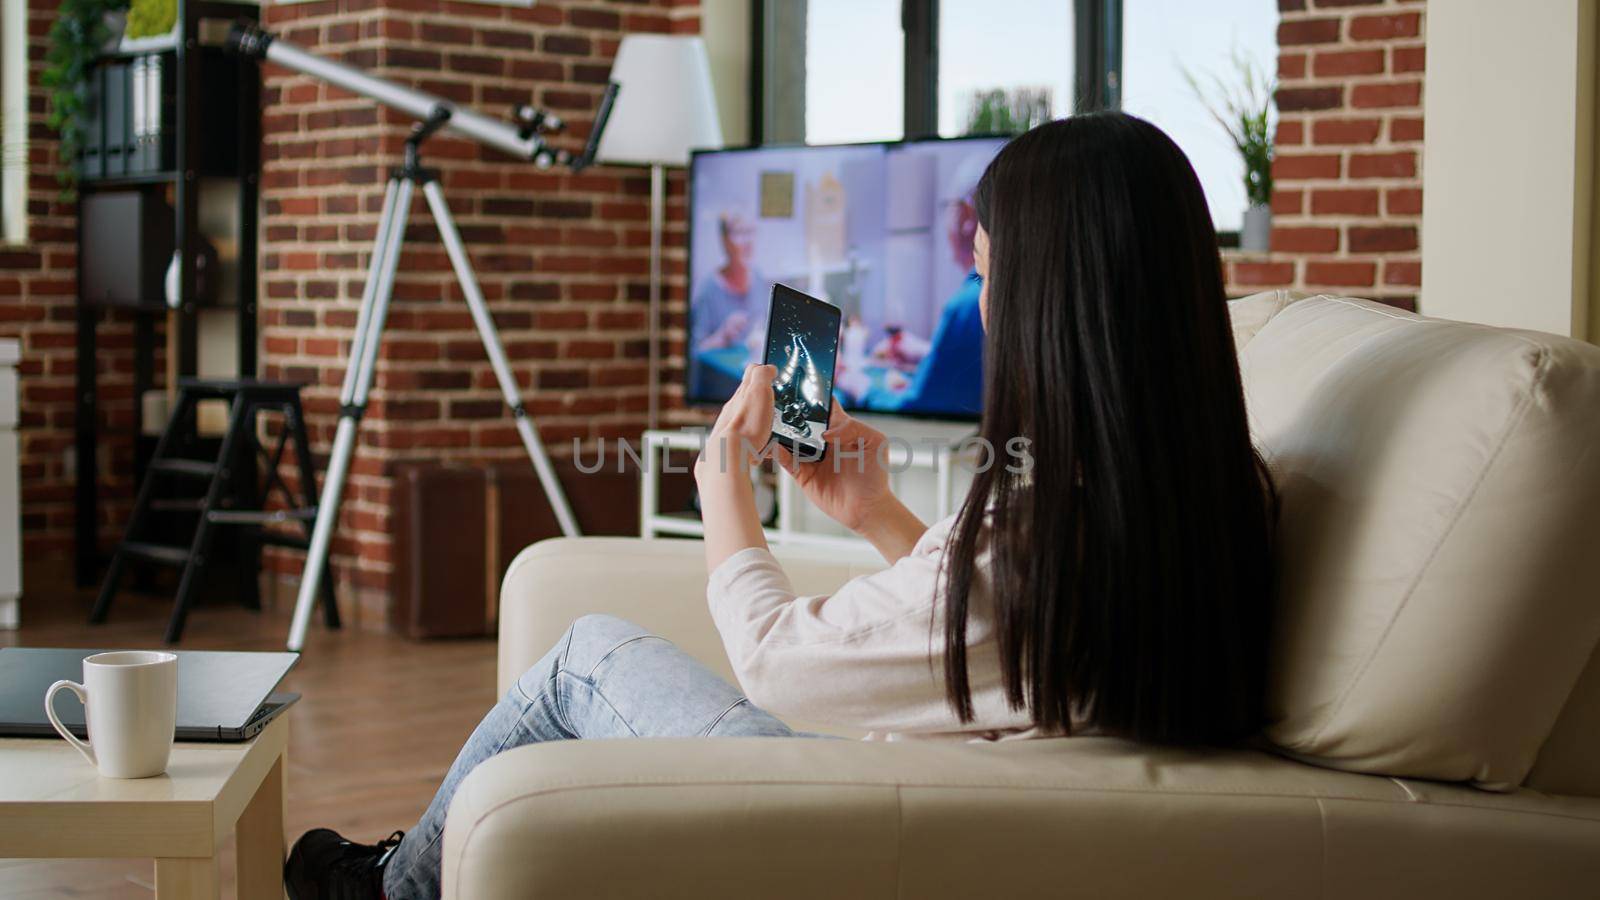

{"left": 382, "top": 614, "right": 797, "bottom": 900}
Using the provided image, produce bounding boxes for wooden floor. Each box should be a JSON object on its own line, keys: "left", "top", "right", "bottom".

{"left": 1, "top": 584, "right": 499, "bottom": 898}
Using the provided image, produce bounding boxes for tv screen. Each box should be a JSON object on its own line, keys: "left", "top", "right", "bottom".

{"left": 686, "top": 135, "right": 1008, "bottom": 421}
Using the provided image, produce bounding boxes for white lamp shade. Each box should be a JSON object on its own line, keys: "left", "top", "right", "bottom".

{"left": 596, "top": 34, "right": 724, "bottom": 167}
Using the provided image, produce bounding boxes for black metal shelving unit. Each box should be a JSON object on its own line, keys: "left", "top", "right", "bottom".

{"left": 75, "top": 0, "right": 262, "bottom": 586}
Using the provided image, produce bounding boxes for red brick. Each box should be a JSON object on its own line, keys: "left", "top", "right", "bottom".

{"left": 564, "top": 340, "right": 616, "bottom": 360}
{"left": 1274, "top": 154, "right": 1342, "bottom": 180}
{"left": 1311, "top": 189, "right": 1381, "bottom": 216}
{"left": 1232, "top": 262, "right": 1297, "bottom": 286}
{"left": 1305, "top": 261, "right": 1378, "bottom": 287}
{"left": 1314, "top": 0, "right": 1384, "bottom": 6}
{"left": 1271, "top": 227, "right": 1340, "bottom": 253}
{"left": 1279, "top": 52, "right": 1308, "bottom": 80}
{"left": 1312, "top": 118, "right": 1382, "bottom": 145}
{"left": 264, "top": 335, "right": 298, "bottom": 355}
{"left": 1384, "top": 260, "right": 1423, "bottom": 286}
{"left": 1392, "top": 45, "right": 1426, "bottom": 73}
{"left": 542, "top": 33, "right": 592, "bottom": 56}
{"left": 1352, "top": 81, "right": 1422, "bottom": 109}
{"left": 1276, "top": 120, "right": 1305, "bottom": 145}
{"left": 569, "top": 8, "right": 621, "bottom": 29}
{"left": 1385, "top": 187, "right": 1424, "bottom": 216}
{"left": 1349, "top": 152, "right": 1417, "bottom": 179}
{"left": 1348, "top": 226, "right": 1418, "bottom": 253}
{"left": 1313, "top": 49, "right": 1385, "bottom": 77}
{"left": 1278, "top": 18, "right": 1341, "bottom": 45}
{"left": 1389, "top": 117, "right": 1424, "bottom": 142}
{"left": 1351, "top": 12, "right": 1422, "bottom": 41}
{"left": 1276, "top": 86, "right": 1343, "bottom": 111}
{"left": 1271, "top": 189, "right": 1304, "bottom": 215}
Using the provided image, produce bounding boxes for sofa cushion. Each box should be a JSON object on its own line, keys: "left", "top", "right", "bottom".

{"left": 1231, "top": 293, "right": 1600, "bottom": 788}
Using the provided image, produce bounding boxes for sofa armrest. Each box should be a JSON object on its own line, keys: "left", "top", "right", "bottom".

{"left": 440, "top": 735, "right": 1600, "bottom": 900}
{"left": 496, "top": 537, "right": 883, "bottom": 695}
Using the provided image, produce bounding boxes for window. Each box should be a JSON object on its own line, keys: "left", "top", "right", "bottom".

{"left": 1121, "top": 0, "right": 1278, "bottom": 232}
{"left": 804, "top": 0, "right": 904, "bottom": 144}
{"left": 756, "top": 0, "right": 1279, "bottom": 232}
{"left": 938, "top": 1, "right": 1074, "bottom": 137}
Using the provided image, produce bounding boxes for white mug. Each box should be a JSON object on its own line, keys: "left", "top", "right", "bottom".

{"left": 45, "top": 650, "right": 178, "bottom": 779}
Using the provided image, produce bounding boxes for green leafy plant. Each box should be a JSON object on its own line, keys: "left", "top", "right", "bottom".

{"left": 126, "top": 0, "right": 176, "bottom": 39}
{"left": 1184, "top": 48, "right": 1275, "bottom": 208}
{"left": 964, "top": 87, "right": 1051, "bottom": 136}
{"left": 42, "top": 0, "right": 129, "bottom": 195}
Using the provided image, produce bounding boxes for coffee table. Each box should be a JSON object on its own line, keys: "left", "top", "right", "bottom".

{"left": 0, "top": 710, "right": 287, "bottom": 898}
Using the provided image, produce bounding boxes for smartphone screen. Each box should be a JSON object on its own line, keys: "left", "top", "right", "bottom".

{"left": 763, "top": 284, "right": 842, "bottom": 460}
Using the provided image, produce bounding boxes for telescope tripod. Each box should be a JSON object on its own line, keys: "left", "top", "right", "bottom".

{"left": 287, "top": 113, "right": 580, "bottom": 651}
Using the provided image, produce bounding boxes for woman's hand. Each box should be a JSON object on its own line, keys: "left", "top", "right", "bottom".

{"left": 773, "top": 407, "right": 889, "bottom": 531}
{"left": 695, "top": 364, "right": 777, "bottom": 572}
{"left": 775, "top": 408, "right": 928, "bottom": 563}
{"left": 696, "top": 363, "right": 776, "bottom": 481}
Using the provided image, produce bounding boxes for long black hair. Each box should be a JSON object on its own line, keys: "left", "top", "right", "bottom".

{"left": 941, "top": 112, "right": 1277, "bottom": 745}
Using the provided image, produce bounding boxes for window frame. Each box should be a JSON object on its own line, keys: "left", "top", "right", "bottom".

{"left": 750, "top": 0, "right": 1123, "bottom": 145}
{"left": 749, "top": 0, "right": 1246, "bottom": 243}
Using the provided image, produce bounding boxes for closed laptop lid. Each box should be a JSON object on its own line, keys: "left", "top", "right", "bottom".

{"left": 0, "top": 648, "right": 298, "bottom": 733}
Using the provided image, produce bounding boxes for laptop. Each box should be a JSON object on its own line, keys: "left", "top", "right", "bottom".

{"left": 0, "top": 648, "right": 299, "bottom": 742}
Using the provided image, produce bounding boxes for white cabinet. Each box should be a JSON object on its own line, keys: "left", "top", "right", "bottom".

{"left": 0, "top": 338, "right": 17, "bottom": 629}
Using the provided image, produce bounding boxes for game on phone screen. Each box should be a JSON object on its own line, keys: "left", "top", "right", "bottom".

{"left": 764, "top": 284, "right": 841, "bottom": 460}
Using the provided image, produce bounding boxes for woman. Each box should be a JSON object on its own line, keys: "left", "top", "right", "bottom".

{"left": 284, "top": 113, "right": 1277, "bottom": 899}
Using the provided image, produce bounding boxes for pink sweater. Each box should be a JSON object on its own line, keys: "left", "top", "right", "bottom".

{"left": 706, "top": 514, "right": 1048, "bottom": 741}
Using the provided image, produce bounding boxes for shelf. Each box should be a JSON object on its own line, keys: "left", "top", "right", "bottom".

{"left": 94, "top": 46, "right": 178, "bottom": 64}
{"left": 638, "top": 428, "right": 968, "bottom": 551}
{"left": 80, "top": 171, "right": 178, "bottom": 191}
{"left": 78, "top": 298, "right": 174, "bottom": 313}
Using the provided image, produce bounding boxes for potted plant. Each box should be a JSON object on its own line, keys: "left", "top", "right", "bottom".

{"left": 43, "top": 0, "right": 130, "bottom": 195}
{"left": 121, "top": 0, "right": 178, "bottom": 52}
{"left": 1185, "top": 50, "right": 1275, "bottom": 252}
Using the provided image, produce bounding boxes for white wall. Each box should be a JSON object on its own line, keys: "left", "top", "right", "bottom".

{"left": 1420, "top": 0, "right": 1597, "bottom": 340}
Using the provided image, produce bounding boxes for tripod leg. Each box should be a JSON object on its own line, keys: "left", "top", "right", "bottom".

{"left": 421, "top": 179, "right": 581, "bottom": 538}
{"left": 287, "top": 177, "right": 414, "bottom": 651}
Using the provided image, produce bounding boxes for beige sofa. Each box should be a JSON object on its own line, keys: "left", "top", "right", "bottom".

{"left": 445, "top": 293, "right": 1600, "bottom": 898}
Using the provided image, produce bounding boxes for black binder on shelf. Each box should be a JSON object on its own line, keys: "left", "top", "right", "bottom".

{"left": 81, "top": 67, "right": 104, "bottom": 179}
{"left": 102, "top": 61, "right": 128, "bottom": 177}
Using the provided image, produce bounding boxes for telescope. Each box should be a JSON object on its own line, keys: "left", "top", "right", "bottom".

{"left": 224, "top": 24, "right": 619, "bottom": 651}
{"left": 227, "top": 22, "right": 616, "bottom": 169}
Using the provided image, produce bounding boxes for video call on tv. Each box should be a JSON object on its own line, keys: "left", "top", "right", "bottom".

{"left": 687, "top": 136, "right": 1006, "bottom": 421}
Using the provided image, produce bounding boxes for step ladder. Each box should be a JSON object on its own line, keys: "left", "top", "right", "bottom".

{"left": 90, "top": 379, "right": 341, "bottom": 643}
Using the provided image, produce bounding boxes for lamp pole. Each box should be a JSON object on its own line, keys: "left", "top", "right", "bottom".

{"left": 649, "top": 162, "right": 665, "bottom": 430}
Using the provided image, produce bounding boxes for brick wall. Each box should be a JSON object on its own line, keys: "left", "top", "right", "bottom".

{"left": 258, "top": 0, "right": 700, "bottom": 625}
{"left": 1, "top": 0, "right": 149, "bottom": 580}
{"left": 1222, "top": 0, "right": 1424, "bottom": 309}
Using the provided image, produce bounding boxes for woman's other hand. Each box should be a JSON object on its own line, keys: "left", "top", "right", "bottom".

{"left": 774, "top": 408, "right": 928, "bottom": 563}
{"left": 774, "top": 407, "right": 889, "bottom": 531}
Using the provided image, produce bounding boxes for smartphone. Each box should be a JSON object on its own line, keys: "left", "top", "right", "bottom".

{"left": 763, "top": 283, "right": 842, "bottom": 461}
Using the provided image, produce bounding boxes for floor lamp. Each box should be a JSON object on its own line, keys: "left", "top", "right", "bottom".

{"left": 596, "top": 35, "right": 723, "bottom": 430}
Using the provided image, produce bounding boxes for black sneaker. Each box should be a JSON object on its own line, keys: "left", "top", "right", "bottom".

{"left": 285, "top": 828, "right": 403, "bottom": 900}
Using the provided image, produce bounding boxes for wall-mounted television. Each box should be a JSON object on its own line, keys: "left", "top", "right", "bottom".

{"left": 686, "top": 134, "right": 1008, "bottom": 421}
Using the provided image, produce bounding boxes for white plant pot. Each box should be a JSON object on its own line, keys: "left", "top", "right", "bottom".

{"left": 100, "top": 12, "right": 127, "bottom": 52}
{"left": 1241, "top": 203, "right": 1272, "bottom": 253}
{"left": 120, "top": 26, "right": 179, "bottom": 53}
